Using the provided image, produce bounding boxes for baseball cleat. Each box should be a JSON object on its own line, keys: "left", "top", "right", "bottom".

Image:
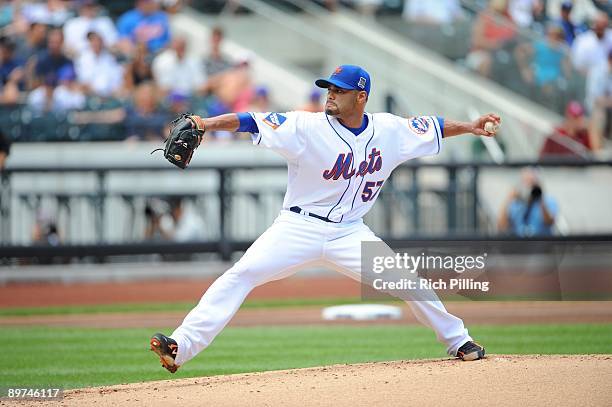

{"left": 150, "top": 333, "right": 180, "bottom": 373}
{"left": 456, "top": 341, "right": 485, "bottom": 361}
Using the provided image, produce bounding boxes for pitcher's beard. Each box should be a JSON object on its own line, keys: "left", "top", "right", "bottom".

{"left": 325, "top": 106, "right": 339, "bottom": 116}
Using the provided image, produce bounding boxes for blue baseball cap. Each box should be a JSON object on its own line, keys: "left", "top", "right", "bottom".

{"left": 315, "top": 65, "right": 371, "bottom": 95}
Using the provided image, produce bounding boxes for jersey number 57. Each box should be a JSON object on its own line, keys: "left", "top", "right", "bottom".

{"left": 362, "top": 180, "right": 384, "bottom": 202}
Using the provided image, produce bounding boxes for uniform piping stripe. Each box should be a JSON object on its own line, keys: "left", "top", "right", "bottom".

{"left": 325, "top": 115, "right": 354, "bottom": 222}
{"left": 350, "top": 116, "right": 375, "bottom": 210}
{"left": 431, "top": 115, "right": 441, "bottom": 154}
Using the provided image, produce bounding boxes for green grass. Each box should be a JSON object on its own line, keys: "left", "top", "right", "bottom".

{"left": 3, "top": 324, "right": 611, "bottom": 389}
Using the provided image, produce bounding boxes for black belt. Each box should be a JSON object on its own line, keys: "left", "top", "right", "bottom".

{"left": 289, "top": 206, "right": 335, "bottom": 223}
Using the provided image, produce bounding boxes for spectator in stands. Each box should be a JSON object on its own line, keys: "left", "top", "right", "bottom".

{"left": 0, "top": 37, "right": 24, "bottom": 93}
{"left": 298, "top": 88, "right": 324, "bottom": 112}
{"left": 63, "top": 0, "right": 118, "bottom": 57}
{"left": 0, "top": 1, "right": 13, "bottom": 28}
{"left": 167, "top": 90, "right": 190, "bottom": 115}
{"left": 498, "top": 168, "right": 558, "bottom": 236}
{"left": 204, "top": 26, "right": 232, "bottom": 77}
{"left": 14, "top": 22, "right": 47, "bottom": 64}
{"left": 402, "top": 0, "right": 463, "bottom": 24}
{"left": 122, "top": 42, "right": 154, "bottom": 94}
{"left": 571, "top": 11, "right": 612, "bottom": 73}
{"left": 75, "top": 31, "right": 123, "bottom": 97}
{"left": 152, "top": 36, "right": 206, "bottom": 96}
{"left": 547, "top": 0, "right": 600, "bottom": 26}
{"left": 540, "top": 100, "right": 597, "bottom": 157}
{"left": 165, "top": 198, "right": 205, "bottom": 242}
{"left": 53, "top": 64, "right": 85, "bottom": 112}
{"left": 0, "top": 130, "right": 10, "bottom": 170}
{"left": 0, "top": 37, "right": 22, "bottom": 82}
{"left": 116, "top": 0, "right": 170, "bottom": 56}
{"left": 31, "top": 28, "right": 73, "bottom": 89}
{"left": 144, "top": 198, "right": 205, "bottom": 242}
{"left": 160, "top": 0, "right": 182, "bottom": 14}
{"left": 205, "top": 54, "right": 254, "bottom": 115}
{"left": 515, "top": 23, "right": 571, "bottom": 90}
{"left": 586, "top": 49, "right": 612, "bottom": 140}
{"left": 508, "top": 0, "right": 544, "bottom": 29}
{"left": 0, "top": 66, "right": 22, "bottom": 104}
{"left": 466, "top": 0, "right": 518, "bottom": 77}
{"left": 559, "top": 2, "right": 582, "bottom": 46}
{"left": 27, "top": 73, "right": 56, "bottom": 114}
{"left": 248, "top": 85, "right": 270, "bottom": 112}
{"left": 144, "top": 198, "right": 169, "bottom": 240}
{"left": 169, "top": 199, "right": 206, "bottom": 242}
{"left": 594, "top": 0, "right": 612, "bottom": 15}
{"left": 124, "top": 81, "right": 169, "bottom": 141}
{"left": 20, "top": 0, "right": 73, "bottom": 27}
{"left": 31, "top": 210, "right": 61, "bottom": 247}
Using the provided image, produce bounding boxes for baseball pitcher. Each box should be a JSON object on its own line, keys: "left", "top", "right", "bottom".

{"left": 150, "top": 65, "right": 499, "bottom": 373}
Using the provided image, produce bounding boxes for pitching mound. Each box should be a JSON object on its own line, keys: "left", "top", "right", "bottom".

{"left": 16, "top": 355, "right": 612, "bottom": 407}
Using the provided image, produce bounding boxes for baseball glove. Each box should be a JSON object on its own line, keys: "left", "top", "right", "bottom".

{"left": 152, "top": 113, "right": 205, "bottom": 169}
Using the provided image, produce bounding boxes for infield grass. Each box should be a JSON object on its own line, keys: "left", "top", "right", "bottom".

{"left": 3, "top": 323, "right": 611, "bottom": 389}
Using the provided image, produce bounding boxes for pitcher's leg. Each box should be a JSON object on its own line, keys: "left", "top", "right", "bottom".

{"left": 324, "top": 223, "right": 471, "bottom": 355}
{"left": 403, "top": 299, "right": 471, "bottom": 355}
{"left": 170, "top": 215, "right": 323, "bottom": 366}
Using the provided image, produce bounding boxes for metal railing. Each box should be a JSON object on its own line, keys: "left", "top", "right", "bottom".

{"left": 2, "top": 159, "right": 612, "bottom": 261}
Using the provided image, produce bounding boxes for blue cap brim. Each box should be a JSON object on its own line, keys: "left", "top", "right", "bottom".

{"left": 315, "top": 78, "right": 357, "bottom": 91}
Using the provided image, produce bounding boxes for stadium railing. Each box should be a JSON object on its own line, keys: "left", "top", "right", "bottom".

{"left": 2, "top": 159, "right": 611, "bottom": 262}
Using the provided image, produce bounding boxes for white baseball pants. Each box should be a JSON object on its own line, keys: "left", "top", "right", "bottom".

{"left": 171, "top": 210, "right": 472, "bottom": 366}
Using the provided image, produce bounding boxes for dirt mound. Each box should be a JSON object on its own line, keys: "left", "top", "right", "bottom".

{"left": 13, "top": 355, "right": 611, "bottom": 407}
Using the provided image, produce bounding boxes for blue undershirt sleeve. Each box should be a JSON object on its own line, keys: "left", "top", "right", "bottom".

{"left": 436, "top": 116, "right": 444, "bottom": 138}
{"left": 237, "top": 112, "right": 259, "bottom": 133}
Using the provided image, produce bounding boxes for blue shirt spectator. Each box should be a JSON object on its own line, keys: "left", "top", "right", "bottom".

{"left": 124, "top": 82, "right": 169, "bottom": 141}
{"left": 0, "top": 38, "right": 24, "bottom": 86}
{"left": 498, "top": 169, "right": 559, "bottom": 237}
{"left": 532, "top": 39, "right": 566, "bottom": 85}
{"left": 516, "top": 23, "right": 570, "bottom": 87}
{"left": 117, "top": 0, "right": 170, "bottom": 54}
{"left": 34, "top": 28, "right": 72, "bottom": 86}
{"left": 507, "top": 193, "right": 558, "bottom": 236}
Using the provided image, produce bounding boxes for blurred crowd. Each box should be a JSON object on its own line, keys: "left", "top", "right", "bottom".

{"left": 0, "top": 0, "right": 609, "bottom": 153}
{"left": 399, "top": 0, "right": 612, "bottom": 155}
{"left": 0, "top": 0, "right": 325, "bottom": 143}
{"left": 225, "top": 0, "right": 612, "bottom": 156}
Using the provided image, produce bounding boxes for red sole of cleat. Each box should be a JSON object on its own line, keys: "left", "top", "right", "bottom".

{"left": 150, "top": 338, "right": 178, "bottom": 373}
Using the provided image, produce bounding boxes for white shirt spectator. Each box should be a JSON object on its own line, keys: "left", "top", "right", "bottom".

{"left": 53, "top": 84, "right": 86, "bottom": 112}
{"left": 63, "top": 14, "right": 118, "bottom": 56}
{"left": 173, "top": 207, "right": 206, "bottom": 242}
{"left": 21, "top": 2, "right": 72, "bottom": 26}
{"left": 27, "top": 86, "right": 51, "bottom": 114}
{"left": 547, "top": 0, "right": 599, "bottom": 25}
{"left": 585, "top": 58, "right": 612, "bottom": 112}
{"left": 509, "top": 0, "right": 540, "bottom": 28}
{"left": 152, "top": 38, "right": 206, "bottom": 94}
{"left": 402, "top": 0, "right": 462, "bottom": 24}
{"left": 27, "top": 83, "right": 85, "bottom": 113}
{"left": 76, "top": 49, "right": 123, "bottom": 96}
{"left": 159, "top": 206, "right": 206, "bottom": 242}
{"left": 571, "top": 28, "right": 612, "bottom": 72}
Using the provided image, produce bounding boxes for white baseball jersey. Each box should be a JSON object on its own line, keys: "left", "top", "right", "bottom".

{"left": 249, "top": 111, "right": 443, "bottom": 222}
{"left": 169, "top": 111, "right": 472, "bottom": 369}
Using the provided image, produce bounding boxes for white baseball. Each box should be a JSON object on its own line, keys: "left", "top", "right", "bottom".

{"left": 484, "top": 121, "right": 499, "bottom": 133}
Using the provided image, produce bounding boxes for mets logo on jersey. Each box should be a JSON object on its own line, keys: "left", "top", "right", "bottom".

{"left": 263, "top": 113, "right": 287, "bottom": 130}
{"left": 323, "top": 148, "right": 383, "bottom": 181}
{"left": 409, "top": 116, "right": 430, "bottom": 135}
